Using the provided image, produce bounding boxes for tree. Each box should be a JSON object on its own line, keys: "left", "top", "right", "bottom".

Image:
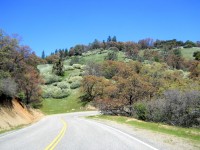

{"left": 52, "top": 57, "right": 64, "bottom": 76}
{"left": 45, "top": 54, "right": 60, "bottom": 64}
{"left": 193, "top": 51, "right": 200, "bottom": 60}
{"left": 138, "top": 38, "right": 154, "bottom": 49}
{"left": 184, "top": 40, "right": 197, "bottom": 48}
{"left": 112, "top": 36, "right": 117, "bottom": 42}
{"left": 104, "top": 51, "right": 118, "bottom": 61}
{"left": 124, "top": 42, "right": 139, "bottom": 60}
{"left": 107, "top": 36, "right": 112, "bottom": 42}
{"left": 64, "top": 48, "right": 68, "bottom": 57}
{"left": 115, "top": 74, "right": 153, "bottom": 115}
{"left": 17, "top": 66, "right": 42, "bottom": 105}
{"left": 91, "top": 39, "right": 101, "bottom": 49}
{"left": 42, "top": 50, "right": 45, "bottom": 59}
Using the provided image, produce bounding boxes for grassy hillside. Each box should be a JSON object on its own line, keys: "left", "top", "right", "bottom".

{"left": 41, "top": 89, "right": 85, "bottom": 114}
{"left": 181, "top": 47, "right": 200, "bottom": 60}
{"left": 38, "top": 48, "right": 199, "bottom": 115}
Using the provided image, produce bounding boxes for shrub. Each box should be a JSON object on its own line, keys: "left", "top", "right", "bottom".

{"left": 64, "top": 66, "right": 74, "bottom": 71}
{"left": 72, "top": 64, "right": 82, "bottom": 69}
{"left": 42, "top": 85, "right": 71, "bottom": 99}
{"left": 146, "top": 90, "right": 200, "bottom": 127}
{"left": 0, "top": 78, "right": 17, "bottom": 98}
{"left": 104, "top": 51, "right": 118, "bottom": 61}
{"left": 43, "top": 74, "right": 61, "bottom": 84}
{"left": 70, "top": 81, "right": 81, "bottom": 89}
{"left": 68, "top": 76, "right": 82, "bottom": 83}
{"left": 133, "top": 102, "right": 147, "bottom": 120}
{"left": 70, "top": 56, "right": 81, "bottom": 65}
{"left": 193, "top": 51, "right": 200, "bottom": 60}
{"left": 108, "top": 47, "right": 119, "bottom": 51}
{"left": 57, "top": 81, "right": 69, "bottom": 89}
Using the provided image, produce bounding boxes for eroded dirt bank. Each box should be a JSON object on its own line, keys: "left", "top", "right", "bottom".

{"left": 0, "top": 99, "right": 44, "bottom": 131}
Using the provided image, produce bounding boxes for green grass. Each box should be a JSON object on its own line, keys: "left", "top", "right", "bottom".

{"left": 80, "top": 50, "right": 126, "bottom": 64}
{"left": 181, "top": 47, "right": 200, "bottom": 60}
{"left": 139, "top": 48, "right": 200, "bottom": 60}
{"left": 88, "top": 115, "right": 200, "bottom": 142}
{"left": 41, "top": 89, "right": 85, "bottom": 115}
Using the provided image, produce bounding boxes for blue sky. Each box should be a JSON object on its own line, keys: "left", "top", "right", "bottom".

{"left": 1, "top": 0, "right": 200, "bottom": 56}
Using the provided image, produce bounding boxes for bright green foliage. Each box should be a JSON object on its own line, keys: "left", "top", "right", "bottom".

{"left": 133, "top": 102, "right": 147, "bottom": 120}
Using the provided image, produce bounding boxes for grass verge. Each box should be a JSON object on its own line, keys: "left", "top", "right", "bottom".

{"left": 88, "top": 115, "right": 200, "bottom": 142}
{"left": 41, "top": 89, "right": 85, "bottom": 115}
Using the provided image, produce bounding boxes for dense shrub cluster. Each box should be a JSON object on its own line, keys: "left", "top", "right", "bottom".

{"left": 42, "top": 84, "right": 71, "bottom": 99}
{"left": 43, "top": 74, "right": 62, "bottom": 84}
{"left": 139, "top": 90, "right": 200, "bottom": 127}
{"left": 82, "top": 60, "right": 200, "bottom": 127}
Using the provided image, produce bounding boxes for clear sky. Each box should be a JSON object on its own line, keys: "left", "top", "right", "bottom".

{"left": 1, "top": 0, "right": 200, "bottom": 56}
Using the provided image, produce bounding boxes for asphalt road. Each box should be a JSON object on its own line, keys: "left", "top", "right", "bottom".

{"left": 0, "top": 111, "right": 159, "bottom": 150}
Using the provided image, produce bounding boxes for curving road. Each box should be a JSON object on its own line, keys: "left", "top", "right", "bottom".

{"left": 0, "top": 111, "right": 159, "bottom": 150}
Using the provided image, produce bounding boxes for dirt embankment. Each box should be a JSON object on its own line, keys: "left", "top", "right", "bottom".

{"left": 0, "top": 99, "right": 44, "bottom": 131}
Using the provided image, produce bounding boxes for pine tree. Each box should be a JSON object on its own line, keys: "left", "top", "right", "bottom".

{"left": 112, "top": 36, "right": 117, "bottom": 42}
{"left": 107, "top": 36, "right": 112, "bottom": 42}
{"left": 52, "top": 57, "right": 64, "bottom": 76}
{"left": 42, "top": 50, "right": 45, "bottom": 59}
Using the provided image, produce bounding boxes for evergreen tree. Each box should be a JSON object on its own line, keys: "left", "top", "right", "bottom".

{"left": 112, "top": 36, "right": 117, "bottom": 42}
{"left": 41, "top": 50, "right": 45, "bottom": 59}
{"left": 52, "top": 57, "right": 64, "bottom": 76}
{"left": 107, "top": 36, "right": 112, "bottom": 42}
{"left": 64, "top": 48, "right": 68, "bottom": 57}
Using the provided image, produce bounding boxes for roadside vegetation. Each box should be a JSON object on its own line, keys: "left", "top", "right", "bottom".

{"left": 1, "top": 30, "right": 199, "bottom": 130}
{"left": 88, "top": 115, "right": 200, "bottom": 142}
{"left": 0, "top": 30, "right": 45, "bottom": 108}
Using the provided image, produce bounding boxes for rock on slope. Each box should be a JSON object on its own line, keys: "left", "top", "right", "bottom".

{"left": 0, "top": 99, "right": 43, "bottom": 131}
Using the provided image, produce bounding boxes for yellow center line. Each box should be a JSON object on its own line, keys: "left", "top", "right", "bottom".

{"left": 45, "top": 118, "right": 67, "bottom": 150}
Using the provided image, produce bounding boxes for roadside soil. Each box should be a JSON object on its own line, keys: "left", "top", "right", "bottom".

{"left": 0, "top": 99, "right": 44, "bottom": 131}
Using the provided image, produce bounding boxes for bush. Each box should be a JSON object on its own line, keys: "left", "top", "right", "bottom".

{"left": 72, "top": 64, "right": 82, "bottom": 69}
{"left": 193, "top": 51, "right": 200, "bottom": 60}
{"left": 133, "top": 102, "right": 147, "bottom": 120}
{"left": 64, "top": 65, "right": 74, "bottom": 71}
{"left": 52, "top": 88, "right": 71, "bottom": 98}
{"left": 104, "top": 51, "right": 118, "bottom": 61}
{"left": 0, "top": 78, "right": 17, "bottom": 98}
{"left": 146, "top": 90, "right": 200, "bottom": 127}
{"left": 57, "top": 81, "right": 69, "bottom": 89}
{"left": 70, "top": 81, "right": 81, "bottom": 89}
{"left": 70, "top": 56, "right": 81, "bottom": 65}
{"left": 43, "top": 74, "right": 62, "bottom": 84}
{"left": 108, "top": 47, "right": 119, "bottom": 51}
{"left": 42, "top": 85, "right": 71, "bottom": 99}
{"left": 68, "top": 76, "right": 82, "bottom": 83}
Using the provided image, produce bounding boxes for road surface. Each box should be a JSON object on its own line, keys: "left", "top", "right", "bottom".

{"left": 0, "top": 111, "right": 159, "bottom": 150}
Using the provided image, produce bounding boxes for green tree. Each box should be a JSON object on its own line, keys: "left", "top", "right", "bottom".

{"left": 112, "top": 36, "right": 117, "bottom": 42}
{"left": 42, "top": 50, "right": 45, "bottom": 59}
{"left": 104, "top": 51, "right": 118, "bottom": 61}
{"left": 52, "top": 57, "right": 64, "bottom": 76}
{"left": 193, "top": 51, "right": 200, "bottom": 60}
{"left": 107, "top": 36, "right": 112, "bottom": 42}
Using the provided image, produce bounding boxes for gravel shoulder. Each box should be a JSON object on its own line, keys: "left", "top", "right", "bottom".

{"left": 89, "top": 118, "right": 200, "bottom": 150}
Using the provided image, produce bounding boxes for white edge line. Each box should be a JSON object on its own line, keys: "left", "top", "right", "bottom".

{"left": 81, "top": 118, "right": 159, "bottom": 150}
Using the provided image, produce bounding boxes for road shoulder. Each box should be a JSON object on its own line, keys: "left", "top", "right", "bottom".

{"left": 87, "top": 117, "right": 200, "bottom": 150}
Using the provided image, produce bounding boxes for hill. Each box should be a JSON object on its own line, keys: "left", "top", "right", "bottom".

{"left": 39, "top": 48, "right": 199, "bottom": 115}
